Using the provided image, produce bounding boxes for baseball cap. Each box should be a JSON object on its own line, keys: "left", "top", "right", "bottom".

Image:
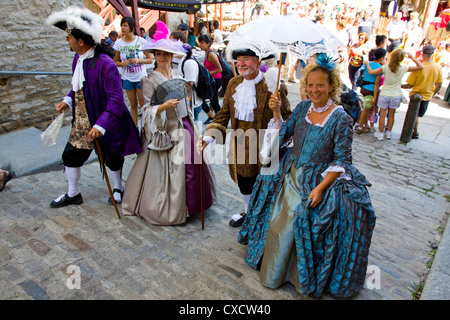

{"left": 422, "top": 45, "right": 435, "bottom": 55}
{"left": 177, "top": 23, "right": 189, "bottom": 31}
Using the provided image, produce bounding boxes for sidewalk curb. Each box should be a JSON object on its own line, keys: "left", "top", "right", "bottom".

{"left": 0, "top": 125, "right": 96, "bottom": 177}
{"left": 421, "top": 210, "right": 450, "bottom": 300}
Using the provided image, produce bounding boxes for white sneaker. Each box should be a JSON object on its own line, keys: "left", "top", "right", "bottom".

{"left": 374, "top": 130, "right": 384, "bottom": 141}
{"left": 385, "top": 131, "right": 392, "bottom": 139}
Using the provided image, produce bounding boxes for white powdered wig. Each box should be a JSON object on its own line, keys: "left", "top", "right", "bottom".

{"left": 46, "top": 6, "right": 104, "bottom": 44}
{"left": 226, "top": 35, "right": 280, "bottom": 62}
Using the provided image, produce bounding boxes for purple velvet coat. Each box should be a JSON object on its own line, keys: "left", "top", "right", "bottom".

{"left": 68, "top": 53, "right": 142, "bottom": 161}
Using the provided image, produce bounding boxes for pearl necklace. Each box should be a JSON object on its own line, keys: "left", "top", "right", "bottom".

{"left": 312, "top": 98, "right": 333, "bottom": 113}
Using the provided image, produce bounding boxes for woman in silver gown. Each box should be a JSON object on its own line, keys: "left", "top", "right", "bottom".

{"left": 122, "top": 39, "right": 217, "bottom": 225}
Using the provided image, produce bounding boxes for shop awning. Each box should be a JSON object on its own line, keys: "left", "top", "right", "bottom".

{"left": 200, "top": 0, "right": 244, "bottom": 3}
{"left": 124, "top": 0, "right": 202, "bottom": 13}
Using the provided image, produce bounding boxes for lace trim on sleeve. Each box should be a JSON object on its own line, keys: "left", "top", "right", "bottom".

{"left": 260, "top": 117, "right": 284, "bottom": 163}
{"left": 321, "top": 165, "right": 351, "bottom": 181}
{"left": 143, "top": 104, "right": 172, "bottom": 151}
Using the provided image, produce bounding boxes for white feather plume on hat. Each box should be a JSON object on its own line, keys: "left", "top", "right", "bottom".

{"left": 225, "top": 35, "right": 280, "bottom": 62}
{"left": 46, "top": 6, "right": 104, "bottom": 44}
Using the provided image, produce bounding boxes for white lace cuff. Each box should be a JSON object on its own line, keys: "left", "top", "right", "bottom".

{"left": 63, "top": 96, "right": 72, "bottom": 109}
{"left": 147, "top": 105, "right": 166, "bottom": 135}
{"left": 203, "top": 136, "right": 216, "bottom": 152}
{"left": 93, "top": 125, "right": 106, "bottom": 135}
{"left": 321, "top": 165, "right": 351, "bottom": 180}
{"left": 260, "top": 117, "right": 284, "bottom": 162}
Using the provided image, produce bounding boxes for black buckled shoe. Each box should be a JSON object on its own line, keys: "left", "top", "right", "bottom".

{"left": 108, "top": 188, "right": 123, "bottom": 205}
{"left": 50, "top": 193, "right": 83, "bottom": 208}
{"left": 229, "top": 212, "right": 246, "bottom": 228}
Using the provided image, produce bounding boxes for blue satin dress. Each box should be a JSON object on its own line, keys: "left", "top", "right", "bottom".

{"left": 238, "top": 100, "right": 376, "bottom": 298}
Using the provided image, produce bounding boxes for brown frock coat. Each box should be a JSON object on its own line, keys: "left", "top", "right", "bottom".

{"left": 205, "top": 74, "right": 291, "bottom": 184}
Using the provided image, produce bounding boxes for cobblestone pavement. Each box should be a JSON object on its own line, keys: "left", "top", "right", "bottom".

{"left": 1, "top": 128, "right": 449, "bottom": 300}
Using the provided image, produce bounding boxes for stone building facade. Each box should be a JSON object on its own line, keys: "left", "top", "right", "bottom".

{"left": 0, "top": 0, "right": 83, "bottom": 134}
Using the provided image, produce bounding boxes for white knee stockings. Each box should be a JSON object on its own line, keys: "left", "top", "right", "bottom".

{"left": 241, "top": 194, "right": 251, "bottom": 214}
{"left": 65, "top": 166, "right": 123, "bottom": 197}
{"left": 65, "top": 166, "right": 81, "bottom": 197}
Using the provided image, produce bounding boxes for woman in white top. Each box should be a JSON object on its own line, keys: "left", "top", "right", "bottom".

{"left": 113, "top": 17, "right": 153, "bottom": 127}
{"left": 365, "top": 48, "right": 423, "bottom": 140}
{"left": 212, "top": 20, "right": 223, "bottom": 44}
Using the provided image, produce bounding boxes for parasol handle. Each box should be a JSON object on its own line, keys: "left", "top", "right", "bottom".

{"left": 275, "top": 57, "right": 283, "bottom": 96}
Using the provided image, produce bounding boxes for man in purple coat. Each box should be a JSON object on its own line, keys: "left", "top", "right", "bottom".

{"left": 46, "top": 7, "right": 142, "bottom": 208}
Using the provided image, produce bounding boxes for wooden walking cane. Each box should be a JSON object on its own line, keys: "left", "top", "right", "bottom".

{"left": 95, "top": 139, "right": 121, "bottom": 219}
{"left": 197, "top": 135, "right": 204, "bottom": 230}
{"left": 200, "top": 158, "right": 204, "bottom": 230}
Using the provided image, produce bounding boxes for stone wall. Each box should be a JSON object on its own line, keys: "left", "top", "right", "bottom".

{"left": 0, "top": 0, "right": 83, "bottom": 134}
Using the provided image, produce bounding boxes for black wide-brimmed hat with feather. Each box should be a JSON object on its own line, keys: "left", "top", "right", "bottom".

{"left": 46, "top": 6, "right": 104, "bottom": 44}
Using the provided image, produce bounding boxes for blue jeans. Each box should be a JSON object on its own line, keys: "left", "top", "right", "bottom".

{"left": 194, "top": 106, "right": 202, "bottom": 121}
{"left": 122, "top": 79, "right": 141, "bottom": 90}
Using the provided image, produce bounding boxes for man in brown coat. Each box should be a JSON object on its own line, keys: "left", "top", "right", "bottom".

{"left": 201, "top": 39, "right": 291, "bottom": 227}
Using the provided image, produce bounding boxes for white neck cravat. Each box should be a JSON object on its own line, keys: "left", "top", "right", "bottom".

{"left": 232, "top": 71, "right": 263, "bottom": 122}
{"left": 72, "top": 47, "right": 95, "bottom": 92}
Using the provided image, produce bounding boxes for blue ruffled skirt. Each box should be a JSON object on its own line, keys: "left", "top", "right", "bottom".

{"left": 239, "top": 149, "right": 376, "bottom": 298}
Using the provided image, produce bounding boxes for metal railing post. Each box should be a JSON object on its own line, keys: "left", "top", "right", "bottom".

{"left": 0, "top": 71, "right": 71, "bottom": 76}
{"left": 400, "top": 93, "right": 422, "bottom": 143}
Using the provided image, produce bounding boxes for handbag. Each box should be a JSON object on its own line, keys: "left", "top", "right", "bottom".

{"left": 363, "top": 95, "right": 374, "bottom": 110}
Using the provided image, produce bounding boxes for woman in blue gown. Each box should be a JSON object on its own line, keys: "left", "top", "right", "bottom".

{"left": 238, "top": 56, "right": 376, "bottom": 298}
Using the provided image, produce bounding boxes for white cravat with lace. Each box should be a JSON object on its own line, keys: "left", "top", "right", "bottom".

{"left": 232, "top": 71, "right": 263, "bottom": 122}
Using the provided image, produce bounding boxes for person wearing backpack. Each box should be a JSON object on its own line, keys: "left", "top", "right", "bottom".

{"left": 170, "top": 31, "right": 216, "bottom": 122}
{"left": 178, "top": 45, "right": 215, "bottom": 121}
{"left": 198, "top": 34, "right": 223, "bottom": 124}
{"left": 365, "top": 48, "right": 424, "bottom": 140}
{"left": 179, "top": 47, "right": 202, "bottom": 120}
{"left": 354, "top": 48, "right": 386, "bottom": 134}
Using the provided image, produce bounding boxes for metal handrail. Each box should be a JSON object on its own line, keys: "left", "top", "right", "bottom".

{"left": 0, "top": 71, "right": 71, "bottom": 76}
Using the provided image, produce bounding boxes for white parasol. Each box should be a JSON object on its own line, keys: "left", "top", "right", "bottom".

{"left": 287, "top": 20, "right": 346, "bottom": 61}
{"left": 234, "top": 15, "right": 326, "bottom": 45}
{"left": 229, "top": 15, "right": 345, "bottom": 93}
